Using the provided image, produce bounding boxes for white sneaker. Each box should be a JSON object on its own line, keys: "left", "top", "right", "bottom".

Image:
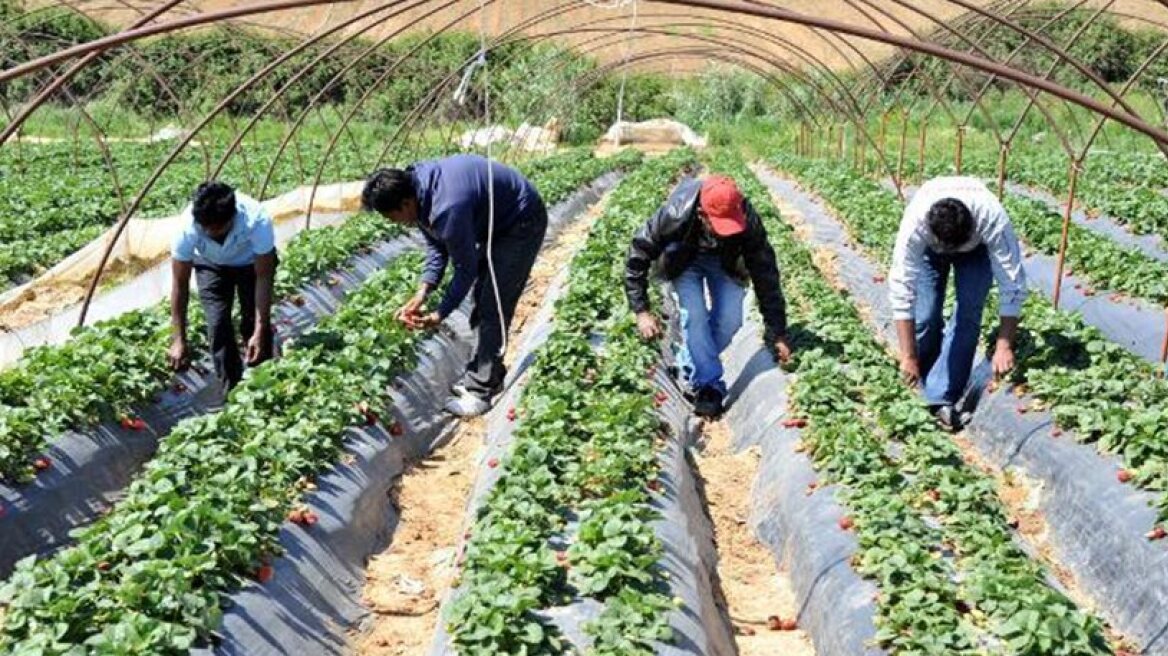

{"left": 444, "top": 390, "right": 491, "bottom": 417}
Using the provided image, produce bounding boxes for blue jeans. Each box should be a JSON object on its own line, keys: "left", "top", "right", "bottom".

{"left": 916, "top": 244, "right": 993, "bottom": 406}
{"left": 672, "top": 254, "right": 746, "bottom": 396}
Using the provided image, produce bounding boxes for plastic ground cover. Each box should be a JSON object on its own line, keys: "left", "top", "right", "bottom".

{"left": 760, "top": 166, "right": 1168, "bottom": 655}
{"left": 196, "top": 174, "right": 621, "bottom": 656}
{"left": 719, "top": 294, "right": 884, "bottom": 656}
{"left": 0, "top": 234, "right": 418, "bottom": 578}
{"left": 426, "top": 295, "right": 737, "bottom": 656}
{"left": 1004, "top": 182, "right": 1168, "bottom": 264}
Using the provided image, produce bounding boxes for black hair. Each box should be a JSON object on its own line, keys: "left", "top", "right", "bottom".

{"left": 926, "top": 197, "right": 974, "bottom": 249}
{"left": 191, "top": 181, "right": 237, "bottom": 227}
{"left": 362, "top": 168, "right": 416, "bottom": 213}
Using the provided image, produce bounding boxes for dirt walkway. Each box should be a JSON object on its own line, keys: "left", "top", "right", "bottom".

{"left": 352, "top": 200, "right": 605, "bottom": 655}
{"left": 695, "top": 419, "right": 815, "bottom": 656}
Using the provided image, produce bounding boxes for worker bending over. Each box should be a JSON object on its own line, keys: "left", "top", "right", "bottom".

{"left": 625, "top": 175, "right": 791, "bottom": 418}
{"left": 169, "top": 181, "right": 277, "bottom": 395}
{"left": 890, "top": 176, "right": 1028, "bottom": 431}
{"left": 362, "top": 154, "right": 547, "bottom": 418}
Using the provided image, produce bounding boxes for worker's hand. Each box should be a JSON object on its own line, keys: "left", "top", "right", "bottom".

{"left": 636, "top": 311, "right": 661, "bottom": 340}
{"left": 992, "top": 343, "right": 1016, "bottom": 379}
{"left": 168, "top": 337, "right": 190, "bottom": 372}
{"left": 899, "top": 355, "right": 922, "bottom": 387}
{"left": 244, "top": 331, "right": 266, "bottom": 365}
{"left": 396, "top": 292, "right": 427, "bottom": 324}
{"left": 404, "top": 311, "right": 441, "bottom": 331}
{"left": 772, "top": 336, "right": 793, "bottom": 365}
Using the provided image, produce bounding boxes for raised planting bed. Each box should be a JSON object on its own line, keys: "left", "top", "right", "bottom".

{"left": 708, "top": 149, "right": 1113, "bottom": 656}
{"left": 767, "top": 154, "right": 1168, "bottom": 654}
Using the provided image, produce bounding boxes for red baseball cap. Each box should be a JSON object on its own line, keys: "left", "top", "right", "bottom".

{"left": 699, "top": 176, "right": 747, "bottom": 237}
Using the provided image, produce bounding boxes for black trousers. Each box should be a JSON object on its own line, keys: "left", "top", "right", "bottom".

{"left": 195, "top": 260, "right": 274, "bottom": 394}
{"left": 461, "top": 201, "right": 549, "bottom": 399}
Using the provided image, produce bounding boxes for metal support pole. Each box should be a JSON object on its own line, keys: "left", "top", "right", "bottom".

{"left": 896, "top": 112, "right": 909, "bottom": 188}
{"left": 1052, "top": 160, "right": 1080, "bottom": 310}
{"left": 836, "top": 123, "right": 844, "bottom": 158}
{"left": 917, "top": 120, "right": 928, "bottom": 183}
{"left": 955, "top": 125, "right": 966, "bottom": 175}
{"left": 996, "top": 142, "right": 1010, "bottom": 199}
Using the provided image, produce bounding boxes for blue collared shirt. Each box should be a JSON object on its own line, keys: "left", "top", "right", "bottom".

{"left": 171, "top": 193, "right": 276, "bottom": 267}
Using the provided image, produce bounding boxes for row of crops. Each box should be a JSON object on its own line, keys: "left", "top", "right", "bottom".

{"left": 0, "top": 148, "right": 642, "bottom": 652}
{"left": 774, "top": 155, "right": 1168, "bottom": 530}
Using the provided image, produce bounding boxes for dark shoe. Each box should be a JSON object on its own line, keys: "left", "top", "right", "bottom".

{"left": 693, "top": 387, "right": 724, "bottom": 419}
{"left": 930, "top": 404, "right": 962, "bottom": 432}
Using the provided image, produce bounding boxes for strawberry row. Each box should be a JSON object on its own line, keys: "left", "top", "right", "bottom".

{"left": 0, "top": 150, "right": 635, "bottom": 484}
{"left": 444, "top": 150, "right": 695, "bottom": 655}
{"left": 720, "top": 150, "right": 1112, "bottom": 654}
{"left": 0, "top": 249, "right": 433, "bottom": 653}
{"left": 776, "top": 153, "right": 1168, "bottom": 529}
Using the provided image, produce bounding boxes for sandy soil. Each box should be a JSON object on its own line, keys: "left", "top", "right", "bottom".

{"left": 694, "top": 419, "right": 815, "bottom": 655}
{"left": 352, "top": 194, "right": 606, "bottom": 656}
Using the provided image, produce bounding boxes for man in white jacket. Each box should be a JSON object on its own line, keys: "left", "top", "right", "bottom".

{"left": 890, "top": 177, "right": 1028, "bottom": 430}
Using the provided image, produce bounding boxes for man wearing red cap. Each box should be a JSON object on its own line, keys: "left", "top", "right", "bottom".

{"left": 625, "top": 175, "right": 792, "bottom": 418}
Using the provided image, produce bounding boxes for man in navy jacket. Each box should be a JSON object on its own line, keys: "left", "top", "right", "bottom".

{"left": 362, "top": 154, "right": 548, "bottom": 417}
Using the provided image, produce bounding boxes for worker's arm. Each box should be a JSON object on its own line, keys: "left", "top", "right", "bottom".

{"left": 244, "top": 250, "right": 276, "bottom": 364}
{"left": 625, "top": 205, "right": 672, "bottom": 339}
{"left": 980, "top": 198, "right": 1028, "bottom": 378}
{"left": 889, "top": 207, "right": 928, "bottom": 386}
{"left": 169, "top": 258, "right": 193, "bottom": 371}
{"left": 406, "top": 201, "right": 476, "bottom": 329}
{"left": 741, "top": 202, "right": 791, "bottom": 362}
{"left": 400, "top": 231, "right": 445, "bottom": 322}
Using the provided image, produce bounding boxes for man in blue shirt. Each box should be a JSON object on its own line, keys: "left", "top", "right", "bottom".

{"left": 362, "top": 154, "right": 548, "bottom": 417}
{"left": 169, "top": 181, "right": 278, "bottom": 395}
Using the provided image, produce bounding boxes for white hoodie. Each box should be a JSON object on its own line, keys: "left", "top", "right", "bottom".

{"left": 889, "top": 177, "right": 1028, "bottom": 321}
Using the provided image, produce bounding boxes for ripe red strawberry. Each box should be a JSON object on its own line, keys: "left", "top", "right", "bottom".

{"left": 872, "top": 274, "right": 886, "bottom": 283}
{"left": 256, "top": 565, "right": 274, "bottom": 583}
{"left": 287, "top": 509, "right": 305, "bottom": 524}
{"left": 780, "top": 618, "right": 798, "bottom": 631}
{"left": 1118, "top": 469, "right": 1134, "bottom": 484}
{"left": 782, "top": 418, "right": 807, "bottom": 429}
{"left": 654, "top": 391, "right": 668, "bottom": 403}
{"left": 1146, "top": 526, "right": 1167, "bottom": 541}
{"left": 838, "top": 516, "right": 855, "bottom": 531}
{"left": 303, "top": 511, "right": 318, "bottom": 526}
{"left": 1050, "top": 428, "right": 1063, "bottom": 438}
{"left": 926, "top": 489, "right": 941, "bottom": 502}
{"left": 388, "top": 422, "right": 404, "bottom": 437}
{"left": 364, "top": 410, "right": 379, "bottom": 427}
{"left": 97, "top": 561, "right": 111, "bottom": 572}
{"left": 1083, "top": 288, "right": 1096, "bottom": 297}
{"left": 647, "top": 480, "right": 663, "bottom": 493}
{"left": 487, "top": 458, "right": 499, "bottom": 468}
{"left": 766, "top": 616, "right": 782, "bottom": 631}
{"left": 507, "top": 407, "right": 517, "bottom": 422}
{"left": 1017, "top": 405, "right": 1029, "bottom": 415}
{"left": 33, "top": 457, "right": 50, "bottom": 471}
{"left": 120, "top": 417, "right": 146, "bottom": 430}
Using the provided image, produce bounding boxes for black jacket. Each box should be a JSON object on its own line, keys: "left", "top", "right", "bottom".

{"left": 624, "top": 177, "right": 788, "bottom": 339}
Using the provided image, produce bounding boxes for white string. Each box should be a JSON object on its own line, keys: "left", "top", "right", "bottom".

{"left": 478, "top": 0, "right": 507, "bottom": 359}
{"left": 613, "top": 0, "right": 638, "bottom": 146}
